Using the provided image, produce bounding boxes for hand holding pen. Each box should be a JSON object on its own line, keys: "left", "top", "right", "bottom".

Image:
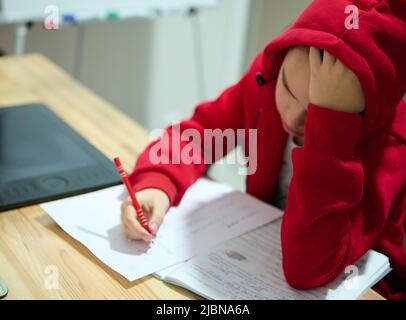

{"left": 114, "top": 157, "right": 170, "bottom": 242}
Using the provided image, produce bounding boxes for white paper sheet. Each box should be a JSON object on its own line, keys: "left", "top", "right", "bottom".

{"left": 163, "top": 219, "right": 390, "bottom": 300}
{"left": 41, "top": 178, "right": 283, "bottom": 281}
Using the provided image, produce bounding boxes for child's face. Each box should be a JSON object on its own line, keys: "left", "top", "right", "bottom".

{"left": 275, "top": 46, "right": 310, "bottom": 146}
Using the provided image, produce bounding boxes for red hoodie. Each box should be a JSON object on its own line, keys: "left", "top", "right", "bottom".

{"left": 130, "top": 0, "right": 406, "bottom": 299}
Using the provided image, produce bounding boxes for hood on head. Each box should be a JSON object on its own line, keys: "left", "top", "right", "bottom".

{"left": 261, "top": 0, "right": 406, "bottom": 142}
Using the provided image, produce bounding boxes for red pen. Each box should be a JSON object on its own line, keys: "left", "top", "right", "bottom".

{"left": 114, "top": 156, "right": 151, "bottom": 234}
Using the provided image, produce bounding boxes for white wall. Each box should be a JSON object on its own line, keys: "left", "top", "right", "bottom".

{"left": 245, "top": 0, "right": 312, "bottom": 67}
{"left": 140, "top": 0, "right": 251, "bottom": 130}
{"left": 0, "top": 0, "right": 251, "bottom": 131}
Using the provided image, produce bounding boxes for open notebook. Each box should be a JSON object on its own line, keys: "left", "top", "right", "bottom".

{"left": 155, "top": 219, "right": 391, "bottom": 300}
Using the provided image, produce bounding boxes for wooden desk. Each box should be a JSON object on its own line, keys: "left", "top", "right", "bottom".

{"left": 0, "top": 54, "right": 383, "bottom": 300}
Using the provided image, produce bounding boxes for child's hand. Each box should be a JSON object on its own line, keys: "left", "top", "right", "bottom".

{"left": 120, "top": 188, "right": 170, "bottom": 242}
{"left": 309, "top": 47, "right": 365, "bottom": 114}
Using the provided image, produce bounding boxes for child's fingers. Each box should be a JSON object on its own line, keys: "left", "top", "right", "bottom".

{"left": 323, "top": 51, "right": 336, "bottom": 66}
{"left": 120, "top": 201, "right": 150, "bottom": 242}
{"left": 334, "top": 58, "right": 346, "bottom": 73}
{"left": 122, "top": 224, "right": 132, "bottom": 239}
{"left": 309, "top": 47, "right": 322, "bottom": 72}
{"left": 148, "top": 204, "right": 167, "bottom": 235}
{"left": 126, "top": 213, "right": 151, "bottom": 242}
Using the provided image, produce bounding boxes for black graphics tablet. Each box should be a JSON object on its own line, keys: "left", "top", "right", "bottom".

{"left": 0, "top": 103, "right": 123, "bottom": 212}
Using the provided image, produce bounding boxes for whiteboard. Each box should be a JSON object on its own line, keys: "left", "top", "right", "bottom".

{"left": 0, "top": 0, "right": 219, "bottom": 23}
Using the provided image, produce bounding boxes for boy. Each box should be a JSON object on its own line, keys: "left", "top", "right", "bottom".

{"left": 121, "top": 0, "right": 406, "bottom": 299}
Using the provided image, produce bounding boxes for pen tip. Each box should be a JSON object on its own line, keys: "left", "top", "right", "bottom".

{"left": 148, "top": 234, "right": 156, "bottom": 243}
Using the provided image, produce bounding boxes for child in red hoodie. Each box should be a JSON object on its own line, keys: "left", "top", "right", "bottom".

{"left": 120, "top": 0, "right": 406, "bottom": 299}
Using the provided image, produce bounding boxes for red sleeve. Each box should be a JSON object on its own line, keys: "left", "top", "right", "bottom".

{"left": 128, "top": 55, "right": 262, "bottom": 206}
{"left": 281, "top": 103, "right": 367, "bottom": 289}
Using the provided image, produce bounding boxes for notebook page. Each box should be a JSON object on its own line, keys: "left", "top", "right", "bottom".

{"left": 41, "top": 178, "right": 283, "bottom": 281}
{"left": 164, "top": 219, "right": 390, "bottom": 300}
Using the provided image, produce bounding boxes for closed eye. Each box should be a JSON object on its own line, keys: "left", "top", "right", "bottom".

{"left": 282, "top": 67, "right": 299, "bottom": 102}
